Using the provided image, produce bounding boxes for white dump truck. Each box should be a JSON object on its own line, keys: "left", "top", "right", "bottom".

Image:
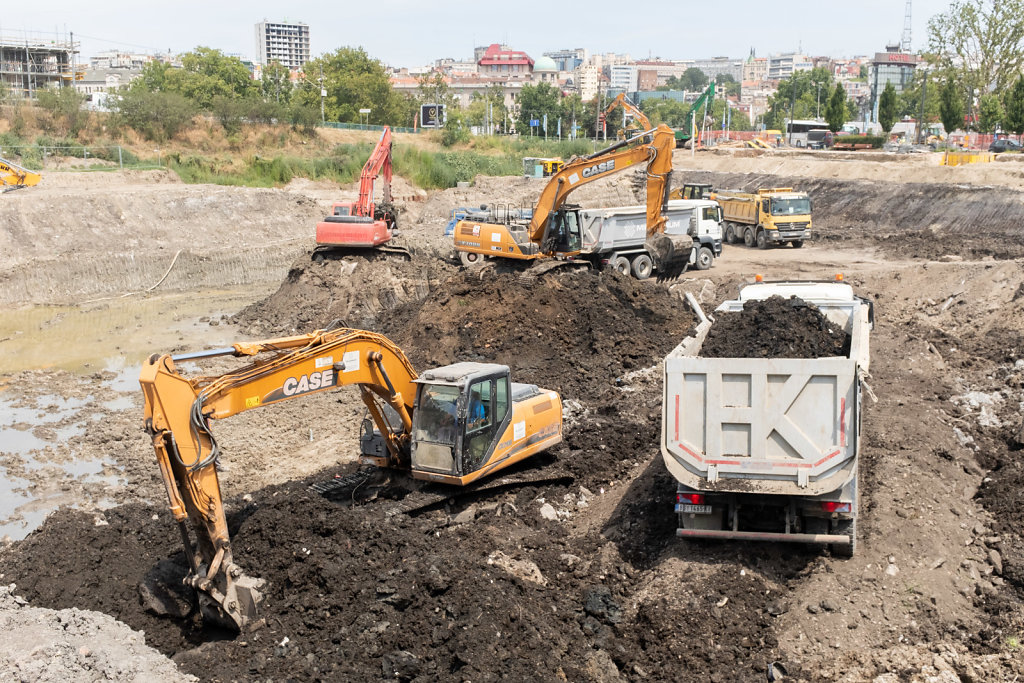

{"left": 579, "top": 199, "right": 724, "bottom": 279}
{"left": 662, "top": 280, "right": 873, "bottom": 555}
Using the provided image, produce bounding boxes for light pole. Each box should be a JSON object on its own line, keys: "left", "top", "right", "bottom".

{"left": 318, "top": 64, "right": 326, "bottom": 124}
{"left": 816, "top": 82, "right": 821, "bottom": 119}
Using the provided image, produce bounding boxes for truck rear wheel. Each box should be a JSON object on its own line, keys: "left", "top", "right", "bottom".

{"left": 694, "top": 246, "right": 713, "bottom": 270}
{"left": 610, "top": 255, "right": 631, "bottom": 276}
{"left": 743, "top": 228, "right": 754, "bottom": 248}
{"left": 791, "top": 240, "right": 804, "bottom": 248}
{"left": 755, "top": 230, "right": 769, "bottom": 249}
{"left": 630, "top": 253, "right": 653, "bottom": 280}
{"left": 725, "top": 223, "right": 737, "bottom": 244}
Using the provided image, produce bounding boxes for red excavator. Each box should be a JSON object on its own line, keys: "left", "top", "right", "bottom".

{"left": 313, "top": 126, "right": 409, "bottom": 260}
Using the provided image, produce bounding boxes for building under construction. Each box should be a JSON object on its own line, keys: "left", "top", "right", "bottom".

{"left": 0, "top": 32, "right": 82, "bottom": 98}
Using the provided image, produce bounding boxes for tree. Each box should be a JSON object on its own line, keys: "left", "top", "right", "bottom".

{"left": 680, "top": 67, "right": 708, "bottom": 91}
{"left": 465, "top": 85, "right": 508, "bottom": 133}
{"left": 939, "top": 78, "right": 965, "bottom": 136}
{"left": 113, "top": 89, "right": 197, "bottom": 141}
{"left": 294, "top": 47, "right": 411, "bottom": 125}
{"left": 35, "top": 86, "right": 88, "bottom": 136}
{"left": 928, "top": 0, "right": 1024, "bottom": 99}
{"left": 878, "top": 82, "right": 899, "bottom": 132}
{"left": 763, "top": 68, "right": 835, "bottom": 130}
{"left": 260, "top": 61, "right": 292, "bottom": 104}
{"left": 1004, "top": 76, "right": 1024, "bottom": 141}
{"left": 716, "top": 74, "right": 741, "bottom": 97}
{"left": 516, "top": 82, "right": 561, "bottom": 135}
{"left": 824, "top": 83, "right": 848, "bottom": 132}
{"left": 977, "top": 92, "right": 1003, "bottom": 133}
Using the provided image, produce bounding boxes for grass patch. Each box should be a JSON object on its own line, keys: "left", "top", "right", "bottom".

{"left": 164, "top": 135, "right": 608, "bottom": 189}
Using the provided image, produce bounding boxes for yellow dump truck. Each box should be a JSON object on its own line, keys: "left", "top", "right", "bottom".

{"left": 713, "top": 187, "right": 812, "bottom": 249}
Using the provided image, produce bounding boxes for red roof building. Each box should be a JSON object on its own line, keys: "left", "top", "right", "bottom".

{"left": 477, "top": 43, "right": 534, "bottom": 79}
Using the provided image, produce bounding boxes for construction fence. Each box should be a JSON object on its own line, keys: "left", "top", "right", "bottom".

{"left": 0, "top": 144, "right": 163, "bottom": 171}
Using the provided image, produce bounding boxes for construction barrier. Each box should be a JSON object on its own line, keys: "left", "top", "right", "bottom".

{"left": 942, "top": 150, "right": 995, "bottom": 166}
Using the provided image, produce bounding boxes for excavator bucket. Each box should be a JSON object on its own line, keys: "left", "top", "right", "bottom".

{"left": 646, "top": 233, "right": 693, "bottom": 281}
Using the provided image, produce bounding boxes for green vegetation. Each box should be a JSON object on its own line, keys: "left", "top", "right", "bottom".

{"left": 166, "top": 136, "right": 594, "bottom": 189}
{"left": 878, "top": 83, "right": 899, "bottom": 133}
{"left": 833, "top": 135, "right": 884, "bottom": 148}
{"left": 763, "top": 68, "right": 855, "bottom": 130}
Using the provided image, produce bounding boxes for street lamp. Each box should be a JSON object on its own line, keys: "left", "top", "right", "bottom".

{"left": 816, "top": 82, "right": 821, "bottom": 119}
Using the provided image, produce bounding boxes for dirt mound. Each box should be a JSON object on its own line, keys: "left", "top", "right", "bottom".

{"left": 233, "top": 252, "right": 458, "bottom": 336}
{"left": 0, "top": 583, "right": 194, "bottom": 682}
{"left": 701, "top": 296, "right": 850, "bottom": 358}
{"left": 0, "top": 467, "right": 794, "bottom": 683}
{"left": 375, "top": 270, "right": 694, "bottom": 403}
{"left": 677, "top": 169, "right": 1024, "bottom": 260}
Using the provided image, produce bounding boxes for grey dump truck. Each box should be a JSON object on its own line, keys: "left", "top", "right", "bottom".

{"left": 662, "top": 280, "right": 873, "bottom": 555}
{"left": 579, "top": 199, "right": 724, "bottom": 279}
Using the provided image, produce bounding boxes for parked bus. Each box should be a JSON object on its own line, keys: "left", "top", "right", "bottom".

{"left": 786, "top": 119, "right": 831, "bottom": 148}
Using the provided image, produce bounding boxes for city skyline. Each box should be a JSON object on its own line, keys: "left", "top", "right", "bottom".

{"left": 10, "top": 0, "right": 953, "bottom": 68}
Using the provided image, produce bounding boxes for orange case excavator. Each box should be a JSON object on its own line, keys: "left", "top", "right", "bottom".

{"left": 140, "top": 326, "right": 562, "bottom": 630}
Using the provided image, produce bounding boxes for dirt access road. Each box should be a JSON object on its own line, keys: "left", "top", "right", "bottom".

{"left": 1, "top": 151, "right": 1023, "bottom": 681}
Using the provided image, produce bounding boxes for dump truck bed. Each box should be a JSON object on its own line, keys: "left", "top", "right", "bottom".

{"left": 661, "top": 283, "right": 871, "bottom": 498}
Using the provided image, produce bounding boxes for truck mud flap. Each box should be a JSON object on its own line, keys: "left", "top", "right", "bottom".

{"left": 676, "top": 528, "right": 852, "bottom": 546}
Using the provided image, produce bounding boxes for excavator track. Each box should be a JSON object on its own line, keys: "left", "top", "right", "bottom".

{"left": 521, "top": 259, "right": 592, "bottom": 279}
{"left": 309, "top": 461, "right": 573, "bottom": 517}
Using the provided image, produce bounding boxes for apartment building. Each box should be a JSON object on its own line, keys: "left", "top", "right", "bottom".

{"left": 0, "top": 32, "right": 79, "bottom": 98}
{"left": 254, "top": 20, "right": 310, "bottom": 69}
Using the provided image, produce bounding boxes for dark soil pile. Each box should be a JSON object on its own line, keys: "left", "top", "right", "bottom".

{"left": 377, "top": 270, "right": 695, "bottom": 403}
{"left": 233, "top": 252, "right": 458, "bottom": 336}
{"left": 701, "top": 296, "right": 850, "bottom": 359}
{"left": 1, "top": 470, "right": 799, "bottom": 683}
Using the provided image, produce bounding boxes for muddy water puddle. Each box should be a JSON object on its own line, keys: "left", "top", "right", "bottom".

{"left": 0, "top": 287, "right": 272, "bottom": 539}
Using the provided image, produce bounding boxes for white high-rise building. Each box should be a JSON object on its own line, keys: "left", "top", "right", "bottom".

{"left": 255, "top": 20, "right": 310, "bottom": 69}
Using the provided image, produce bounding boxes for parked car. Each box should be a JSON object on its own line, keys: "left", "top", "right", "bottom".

{"left": 989, "top": 138, "right": 1023, "bottom": 153}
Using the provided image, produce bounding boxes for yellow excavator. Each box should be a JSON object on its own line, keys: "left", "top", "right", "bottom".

{"left": 603, "top": 92, "right": 652, "bottom": 140}
{"left": 0, "top": 157, "right": 41, "bottom": 192}
{"left": 452, "top": 123, "right": 691, "bottom": 277}
{"left": 140, "top": 325, "right": 563, "bottom": 630}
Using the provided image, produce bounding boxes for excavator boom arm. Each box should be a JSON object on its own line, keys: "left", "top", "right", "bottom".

{"left": 527, "top": 124, "right": 675, "bottom": 244}
{"left": 356, "top": 127, "right": 394, "bottom": 216}
{"left": 140, "top": 326, "right": 420, "bottom": 630}
{"left": 604, "top": 93, "right": 652, "bottom": 132}
{"left": 0, "top": 157, "right": 41, "bottom": 192}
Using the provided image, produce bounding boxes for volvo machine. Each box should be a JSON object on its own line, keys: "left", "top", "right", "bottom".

{"left": 313, "top": 127, "right": 408, "bottom": 259}
{"left": 452, "top": 124, "right": 692, "bottom": 278}
{"left": 140, "top": 326, "right": 563, "bottom": 630}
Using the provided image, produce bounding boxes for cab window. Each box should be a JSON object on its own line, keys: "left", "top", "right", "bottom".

{"left": 464, "top": 379, "right": 497, "bottom": 473}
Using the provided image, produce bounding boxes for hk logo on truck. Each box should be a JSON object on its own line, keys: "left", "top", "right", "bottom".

{"left": 582, "top": 160, "right": 615, "bottom": 178}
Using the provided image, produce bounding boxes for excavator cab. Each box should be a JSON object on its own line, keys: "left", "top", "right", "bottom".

{"left": 540, "top": 206, "right": 583, "bottom": 256}
{"left": 408, "top": 362, "right": 560, "bottom": 485}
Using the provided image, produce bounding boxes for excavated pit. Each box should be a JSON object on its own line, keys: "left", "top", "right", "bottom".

{"left": 700, "top": 296, "right": 851, "bottom": 359}
{"left": 4, "top": 164, "right": 1024, "bottom": 681}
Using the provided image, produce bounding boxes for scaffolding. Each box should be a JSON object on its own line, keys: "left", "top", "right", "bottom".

{"left": 0, "top": 31, "right": 83, "bottom": 99}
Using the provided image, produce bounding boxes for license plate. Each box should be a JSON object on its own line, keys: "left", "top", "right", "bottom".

{"left": 679, "top": 504, "right": 712, "bottom": 514}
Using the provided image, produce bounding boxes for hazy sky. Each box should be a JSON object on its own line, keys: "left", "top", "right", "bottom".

{"left": 9, "top": 1, "right": 954, "bottom": 67}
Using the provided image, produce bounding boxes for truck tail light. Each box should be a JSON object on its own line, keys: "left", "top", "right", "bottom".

{"left": 677, "top": 493, "right": 705, "bottom": 504}
{"left": 821, "top": 502, "right": 851, "bottom": 513}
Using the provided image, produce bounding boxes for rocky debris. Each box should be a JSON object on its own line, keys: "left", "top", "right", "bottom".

{"left": 0, "top": 584, "right": 195, "bottom": 682}
{"left": 701, "top": 295, "right": 851, "bottom": 359}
